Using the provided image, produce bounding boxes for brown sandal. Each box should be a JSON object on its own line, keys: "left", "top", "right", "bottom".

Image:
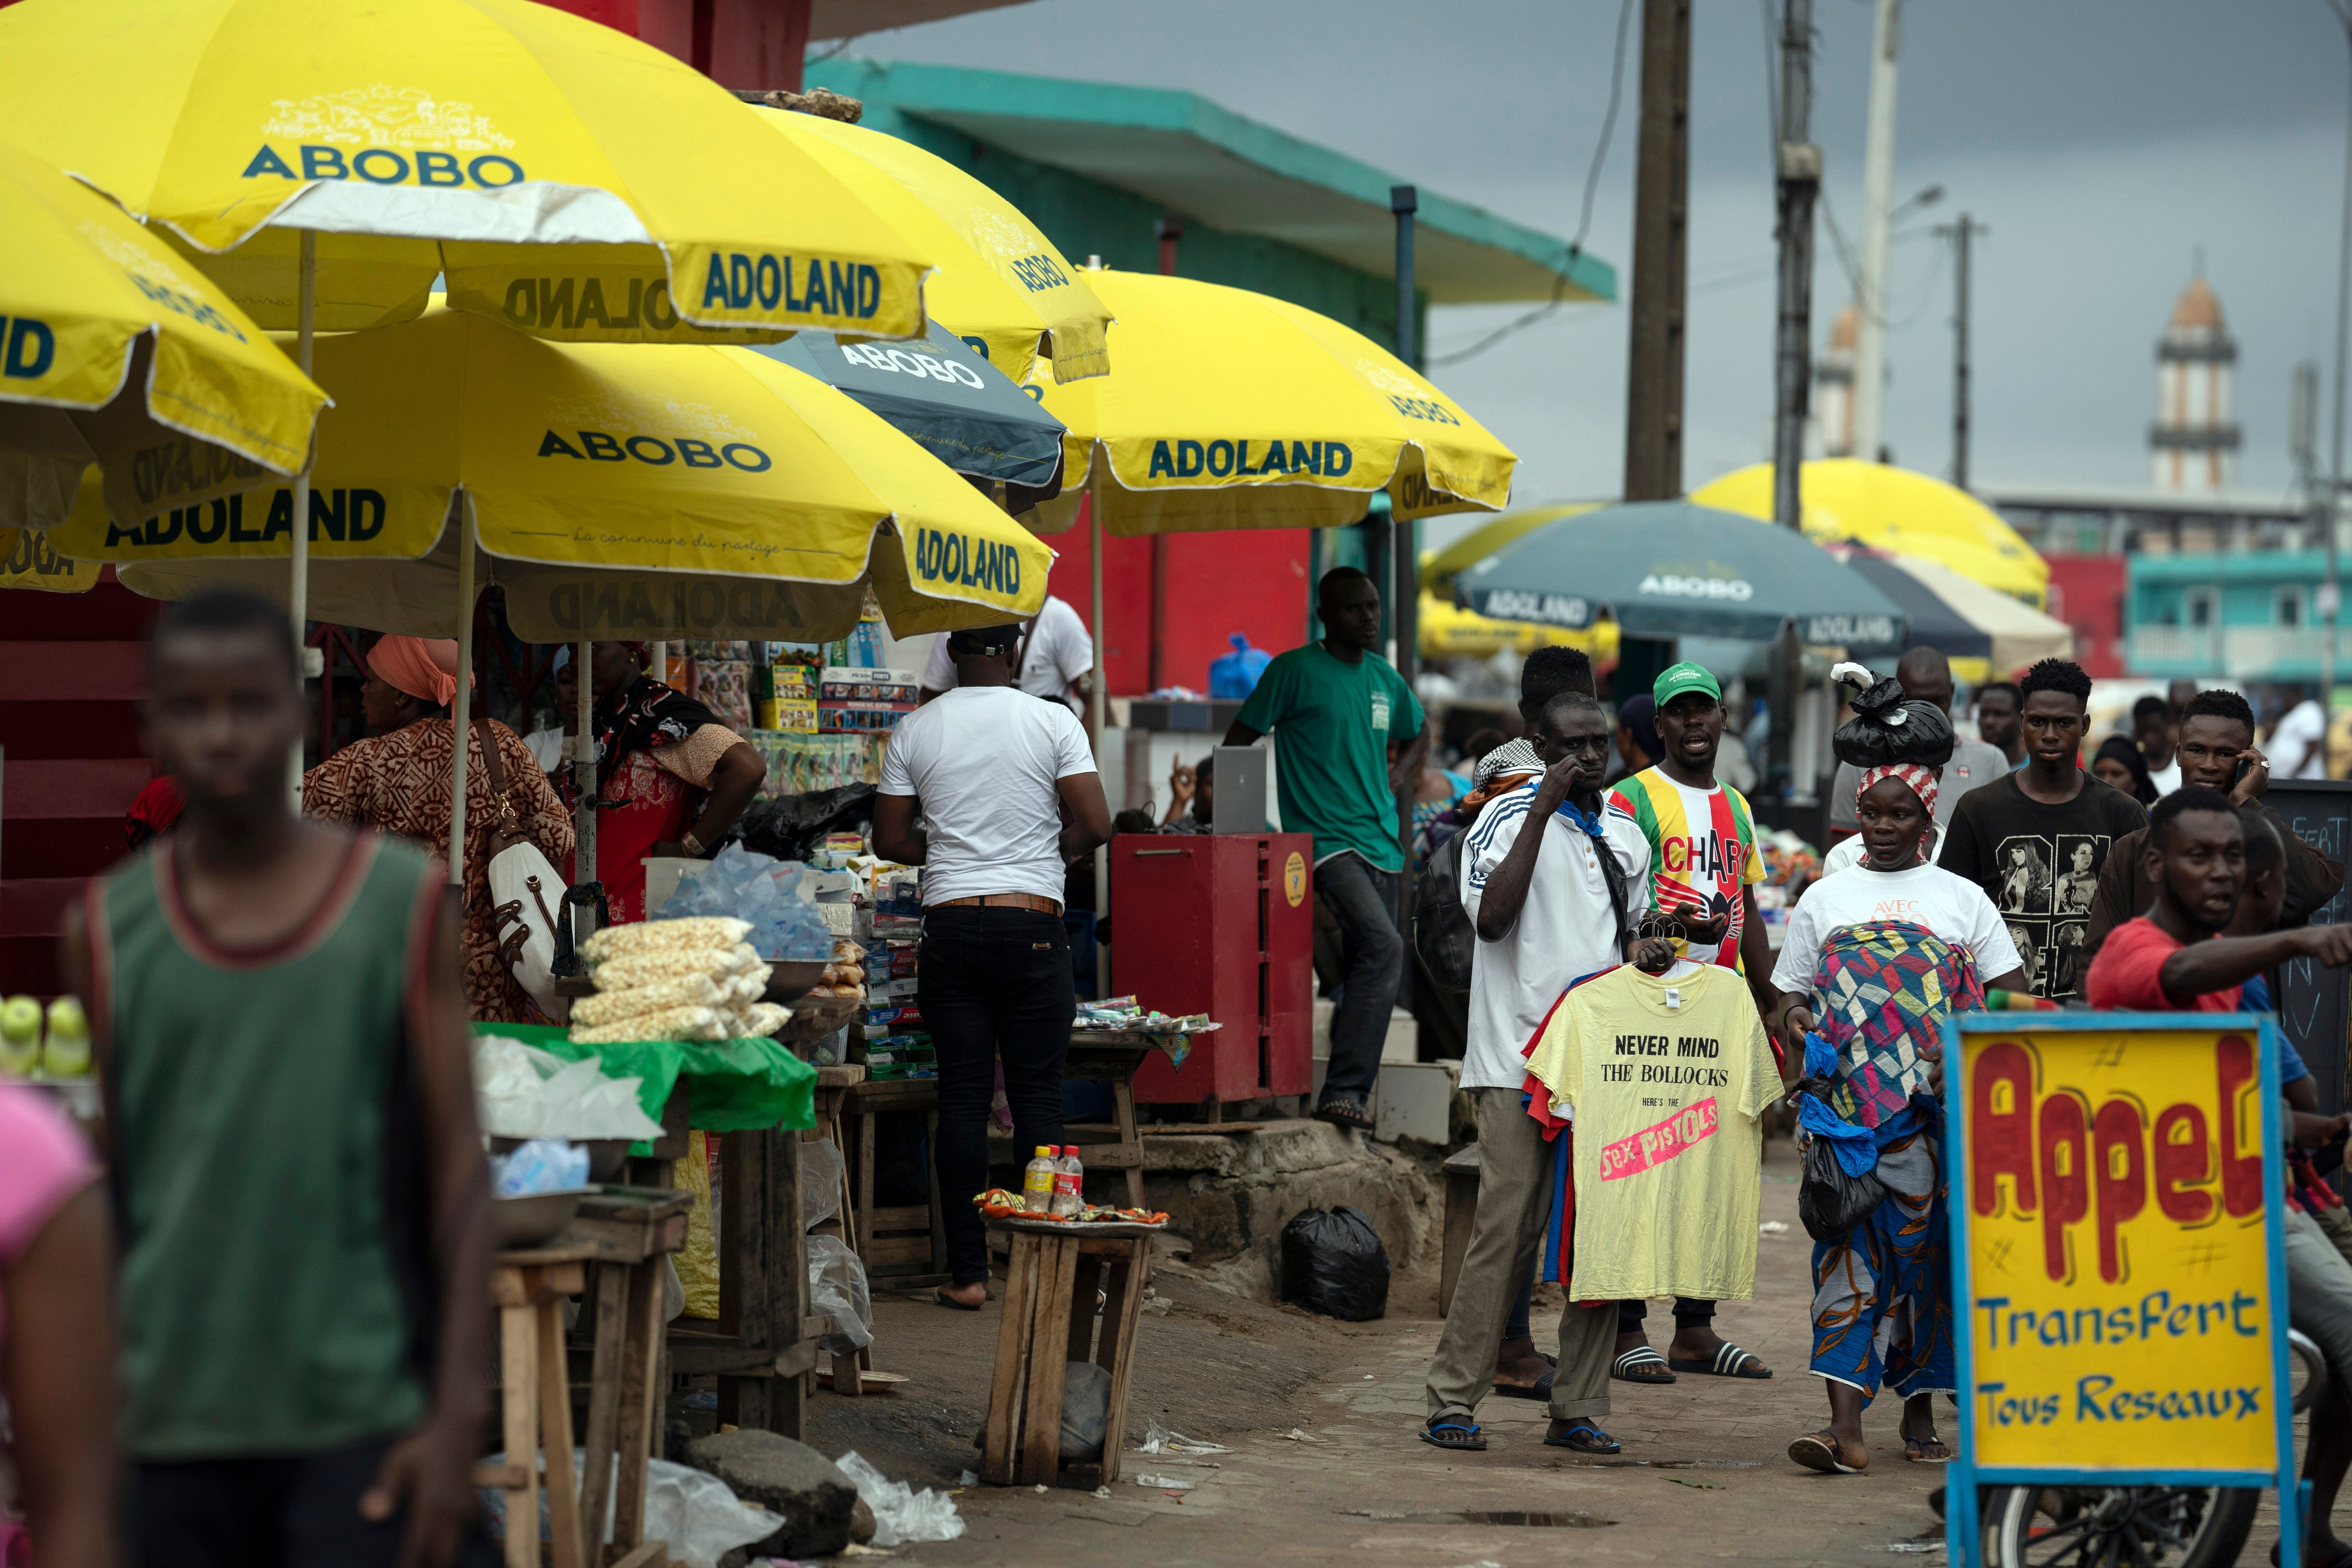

{"left": 1789, "top": 1431, "right": 1866, "bottom": 1474}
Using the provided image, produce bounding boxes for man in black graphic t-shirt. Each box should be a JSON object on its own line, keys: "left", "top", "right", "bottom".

{"left": 1938, "top": 658, "right": 2147, "bottom": 1002}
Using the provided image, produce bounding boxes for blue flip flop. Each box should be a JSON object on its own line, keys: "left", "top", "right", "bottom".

{"left": 1419, "top": 1418, "right": 1487, "bottom": 1452}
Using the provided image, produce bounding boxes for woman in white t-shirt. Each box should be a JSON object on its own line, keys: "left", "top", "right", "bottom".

{"left": 1769, "top": 763, "right": 2027, "bottom": 1479}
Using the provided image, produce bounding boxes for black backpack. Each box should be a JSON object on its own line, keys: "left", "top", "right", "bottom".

{"left": 1414, "top": 804, "right": 1635, "bottom": 998}
{"left": 1414, "top": 829, "right": 1477, "bottom": 996}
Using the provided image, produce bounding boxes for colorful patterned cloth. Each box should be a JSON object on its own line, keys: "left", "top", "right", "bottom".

{"left": 1809, "top": 1127, "right": 1955, "bottom": 1401}
{"left": 1811, "top": 920, "right": 1983, "bottom": 1135}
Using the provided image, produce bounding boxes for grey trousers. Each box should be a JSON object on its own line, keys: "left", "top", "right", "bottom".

{"left": 2287, "top": 1205, "right": 2352, "bottom": 1392}
{"left": 1424, "top": 1089, "right": 1614, "bottom": 1424}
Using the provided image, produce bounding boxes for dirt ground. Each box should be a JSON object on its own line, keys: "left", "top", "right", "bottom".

{"left": 797, "top": 1138, "right": 1988, "bottom": 1567}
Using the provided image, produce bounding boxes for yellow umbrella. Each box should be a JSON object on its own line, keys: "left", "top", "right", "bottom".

{"left": 1, "top": 527, "right": 96, "bottom": 593}
{"left": 1417, "top": 590, "right": 1617, "bottom": 661}
{"left": 0, "top": 139, "right": 325, "bottom": 531}
{"left": 0, "top": 0, "right": 934, "bottom": 344}
{"left": 1025, "top": 269, "right": 1515, "bottom": 537}
{"left": 56, "top": 305, "right": 1049, "bottom": 884}
{"left": 755, "top": 107, "right": 1110, "bottom": 385}
{"left": 55, "top": 307, "right": 1049, "bottom": 640}
{"left": 1692, "top": 458, "right": 2049, "bottom": 608}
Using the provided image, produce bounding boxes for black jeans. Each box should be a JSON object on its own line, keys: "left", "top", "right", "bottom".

{"left": 920, "top": 906, "right": 1076, "bottom": 1285}
{"left": 1314, "top": 851, "right": 1403, "bottom": 1109}
{"left": 128, "top": 1436, "right": 499, "bottom": 1568}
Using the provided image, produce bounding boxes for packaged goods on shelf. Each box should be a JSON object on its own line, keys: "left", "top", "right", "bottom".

{"left": 820, "top": 667, "right": 921, "bottom": 704}
{"left": 695, "top": 660, "right": 754, "bottom": 735}
{"left": 748, "top": 731, "right": 881, "bottom": 797}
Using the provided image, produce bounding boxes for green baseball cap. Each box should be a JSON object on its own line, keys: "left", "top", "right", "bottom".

{"left": 1653, "top": 661, "right": 1722, "bottom": 708}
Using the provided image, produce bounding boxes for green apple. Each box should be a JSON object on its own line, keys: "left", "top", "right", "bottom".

{"left": 0, "top": 995, "right": 39, "bottom": 1077}
{"left": 42, "top": 997, "right": 89, "bottom": 1078}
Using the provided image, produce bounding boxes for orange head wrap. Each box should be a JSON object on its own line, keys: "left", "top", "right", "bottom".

{"left": 367, "top": 635, "right": 469, "bottom": 709}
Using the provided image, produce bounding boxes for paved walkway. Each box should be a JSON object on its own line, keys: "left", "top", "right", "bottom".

{"left": 891, "top": 1140, "right": 1963, "bottom": 1567}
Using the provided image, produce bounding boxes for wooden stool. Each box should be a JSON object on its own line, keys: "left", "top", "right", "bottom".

{"left": 979, "top": 1222, "right": 1153, "bottom": 1489}
{"left": 843, "top": 1078, "right": 950, "bottom": 1288}
{"left": 485, "top": 1246, "right": 594, "bottom": 1568}
{"left": 491, "top": 1220, "right": 679, "bottom": 1568}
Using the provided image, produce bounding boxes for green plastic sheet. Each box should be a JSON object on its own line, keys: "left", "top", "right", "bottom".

{"left": 473, "top": 1023, "right": 816, "bottom": 1142}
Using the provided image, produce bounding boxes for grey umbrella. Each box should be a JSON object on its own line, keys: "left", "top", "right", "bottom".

{"left": 751, "top": 320, "right": 1068, "bottom": 494}
{"left": 1454, "top": 499, "right": 1908, "bottom": 647}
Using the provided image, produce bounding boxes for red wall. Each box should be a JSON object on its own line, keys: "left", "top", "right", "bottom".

{"left": 0, "top": 576, "right": 162, "bottom": 996}
{"left": 2044, "top": 556, "right": 2127, "bottom": 680}
{"left": 536, "top": 0, "right": 808, "bottom": 91}
{"left": 1045, "top": 497, "right": 1314, "bottom": 696}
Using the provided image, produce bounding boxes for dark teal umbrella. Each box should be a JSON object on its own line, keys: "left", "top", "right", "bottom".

{"left": 1454, "top": 499, "right": 1909, "bottom": 647}
{"left": 750, "top": 321, "right": 1067, "bottom": 494}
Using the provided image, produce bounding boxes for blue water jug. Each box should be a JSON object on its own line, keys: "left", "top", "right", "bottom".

{"left": 1208, "top": 633, "right": 1272, "bottom": 699}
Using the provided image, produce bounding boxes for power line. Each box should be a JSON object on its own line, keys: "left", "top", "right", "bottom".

{"left": 1426, "top": 0, "right": 1637, "bottom": 367}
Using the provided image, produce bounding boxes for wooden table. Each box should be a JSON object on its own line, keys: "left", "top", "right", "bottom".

{"left": 807, "top": 1063, "right": 867, "bottom": 1396}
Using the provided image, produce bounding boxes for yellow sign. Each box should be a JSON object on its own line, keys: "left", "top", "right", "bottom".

{"left": 1284, "top": 851, "right": 1307, "bottom": 908}
{"left": 1956, "top": 1022, "right": 2283, "bottom": 1474}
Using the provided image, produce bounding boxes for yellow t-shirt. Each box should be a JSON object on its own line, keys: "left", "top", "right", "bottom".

{"left": 1523, "top": 962, "right": 1781, "bottom": 1301}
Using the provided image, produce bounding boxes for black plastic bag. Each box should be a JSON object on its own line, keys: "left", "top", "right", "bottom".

{"left": 735, "top": 783, "right": 877, "bottom": 863}
{"left": 1832, "top": 671, "right": 1954, "bottom": 771}
{"left": 1797, "top": 1134, "right": 1886, "bottom": 1242}
{"left": 1412, "top": 830, "right": 1475, "bottom": 998}
{"left": 1279, "top": 1205, "right": 1391, "bottom": 1321}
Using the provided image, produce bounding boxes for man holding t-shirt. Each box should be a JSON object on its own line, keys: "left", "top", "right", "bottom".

{"left": 1938, "top": 658, "right": 2147, "bottom": 1002}
{"left": 1225, "top": 567, "right": 1426, "bottom": 1129}
{"left": 1603, "top": 661, "right": 1779, "bottom": 1384}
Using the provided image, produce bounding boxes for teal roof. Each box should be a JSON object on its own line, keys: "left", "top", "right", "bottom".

{"left": 805, "top": 59, "right": 1614, "bottom": 307}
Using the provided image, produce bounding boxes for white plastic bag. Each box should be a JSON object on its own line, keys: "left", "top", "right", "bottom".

{"left": 800, "top": 1137, "right": 844, "bottom": 1230}
{"left": 834, "top": 1450, "right": 964, "bottom": 1546}
{"left": 473, "top": 1036, "right": 665, "bottom": 1142}
{"left": 479, "top": 1452, "right": 779, "bottom": 1568}
{"left": 808, "top": 1233, "right": 873, "bottom": 1351}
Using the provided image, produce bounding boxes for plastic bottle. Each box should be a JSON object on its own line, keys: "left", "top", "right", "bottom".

{"left": 1051, "top": 1144, "right": 1085, "bottom": 1219}
{"left": 0, "top": 995, "right": 39, "bottom": 1078}
{"left": 1022, "top": 1146, "right": 1057, "bottom": 1214}
{"left": 42, "top": 997, "right": 90, "bottom": 1078}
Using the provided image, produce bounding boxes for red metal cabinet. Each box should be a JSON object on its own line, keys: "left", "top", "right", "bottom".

{"left": 1109, "top": 832, "right": 1314, "bottom": 1111}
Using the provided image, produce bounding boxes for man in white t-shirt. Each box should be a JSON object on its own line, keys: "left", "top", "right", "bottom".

{"left": 1419, "top": 691, "right": 1651, "bottom": 1457}
{"left": 873, "top": 622, "right": 1111, "bottom": 1308}
{"left": 2271, "top": 684, "right": 2331, "bottom": 780}
{"left": 918, "top": 593, "right": 1093, "bottom": 715}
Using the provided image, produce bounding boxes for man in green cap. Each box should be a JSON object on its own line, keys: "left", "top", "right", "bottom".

{"left": 1600, "top": 660, "right": 1781, "bottom": 1386}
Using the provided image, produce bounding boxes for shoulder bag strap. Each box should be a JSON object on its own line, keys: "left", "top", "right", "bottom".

{"left": 472, "top": 711, "right": 535, "bottom": 854}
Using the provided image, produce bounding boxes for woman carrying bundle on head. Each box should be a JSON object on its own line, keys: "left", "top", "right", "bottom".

{"left": 1767, "top": 664, "right": 2030, "bottom": 1476}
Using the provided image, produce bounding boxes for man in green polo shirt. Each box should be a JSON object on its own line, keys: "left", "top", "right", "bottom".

{"left": 1224, "top": 566, "right": 1427, "bottom": 1128}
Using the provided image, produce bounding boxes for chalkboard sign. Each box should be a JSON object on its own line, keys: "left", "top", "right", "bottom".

{"left": 2267, "top": 779, "right": 2352, "bottom": 1120}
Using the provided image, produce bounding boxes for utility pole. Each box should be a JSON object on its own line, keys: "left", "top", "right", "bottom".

{"left": 1938, "top": 213, "right": 1985, "bottom": 490}
{"left": 1148, "top": 216, "right": 1181, "bottom": 693}
{"left": 1392, "top": 185, "right": 1419, "bottom": 692}
{"left": 1768, "top": 0, "right": 1817, "bottom": 799}
{"left": 1850, "top": 0, "right": 1901, "bottom": 466}
{"left": 1623, "top": 0, "right": 1692, "bottom": 503}
{"left": 2325, "top": 1, "right": 2352, "bottom": 760}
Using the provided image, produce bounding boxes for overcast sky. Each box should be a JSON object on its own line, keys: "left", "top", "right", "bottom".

{"left": 837, "top": 0, "right": 2351, "bottom": 517}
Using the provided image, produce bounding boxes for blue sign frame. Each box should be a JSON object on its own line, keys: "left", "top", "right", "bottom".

{"left": 1942, "top": 1012, "right": 2301, "bottom": 1568}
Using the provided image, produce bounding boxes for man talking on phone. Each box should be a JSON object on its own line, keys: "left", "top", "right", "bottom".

{"left": 2083, "top": 688, "right": 2342, "bottom": 966}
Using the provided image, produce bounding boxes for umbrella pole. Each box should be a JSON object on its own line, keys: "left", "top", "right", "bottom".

{"left": 448, "top": 503, "right": 477, "bottom": 887}
{"left": 575, "top": 639, "right": 596, "bottom": 884}
{"left": 1089, "top": 459, "right": 1109, "bottom": 988}
{"left": 287, "top": 228, "right": 316, "bottom": 805}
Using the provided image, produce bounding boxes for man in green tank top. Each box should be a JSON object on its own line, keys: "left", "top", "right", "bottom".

{"left": 63, "top": 589, "right": 494, "bottom": 1568}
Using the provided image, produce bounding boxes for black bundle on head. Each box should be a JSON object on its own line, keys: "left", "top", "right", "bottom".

{"left": 1829, "top": 661, "right": 1955, "bottom": 771}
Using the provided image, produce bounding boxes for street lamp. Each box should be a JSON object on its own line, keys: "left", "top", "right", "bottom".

{"left": 2321, "top": 0, "right": 2351, "bottom": 749}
